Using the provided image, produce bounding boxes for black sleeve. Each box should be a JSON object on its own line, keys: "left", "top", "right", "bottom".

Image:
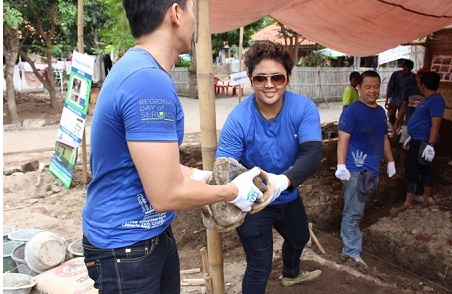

{"left": 283, "top": 141, "right": 322, "bottom": 191}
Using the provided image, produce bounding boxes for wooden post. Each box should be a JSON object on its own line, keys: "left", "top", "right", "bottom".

{"left": 238, "top": 26, "right": 244, "bottom": 103}
{"left": 77, "top": 0, "right": 88, "bottom": 185}
{"left": 200, "top": 247, "right": 209, "bottom": 275}
{"left": 195, "top": 0, "right": 224, "bottom": 293}
{"left": 204, "top": 273, "right": 213, "bottom": 294}
{"left": 309, "top": 223, "right": 326, "bottom": 254}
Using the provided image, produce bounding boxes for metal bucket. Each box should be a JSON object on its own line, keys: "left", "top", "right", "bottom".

{"left": 3, "top": 225, "right": 15, "bottom": 242}
{"left": 3, "top": 272, "right": 37, "bottom": 294}
{"left": 68, "top": 239, "right": 83, "bottom": 258}
{"left": 7, "top": 229, "right": 41, "bottom": 243}
{"left": 24, "top": 230, "right": 67, "bottom": 273}
{"left": 11, "top": 243, "right": 38, "bottom": 276}
{"left": 3, "top": 241, "right": 23, "bottom": 273}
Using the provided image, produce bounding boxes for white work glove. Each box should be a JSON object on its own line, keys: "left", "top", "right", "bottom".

{"left": 403, "top": 136, "right": 411, "bottom": 150}
{"left": 267, "top": 173, "right": 289, "bottom": 202}
{"left": 190, "top": 168, "right": 212, "bottom": 183}
{"left": 422, "top": 145, "right": 435, "bottom": 162}
{"left": 229, "top": 167, "right": 263, "bottom": 212}
{"left": 387, "top": 161, "right": 396, "bottom": 177}
{"left": 335, "top": 164, "right": 350, "bottom": 181}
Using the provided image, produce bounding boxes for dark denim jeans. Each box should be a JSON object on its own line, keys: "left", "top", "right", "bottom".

{"left": 236, "top": 196, "right": 310, "bottom": 294}
{"left": 82, "top": 227, "right": 180, "bottom": 294}
{"left": 406, "top": 139, "right": 432, "bottom": 193}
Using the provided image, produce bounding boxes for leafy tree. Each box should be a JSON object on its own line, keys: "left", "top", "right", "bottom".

{"left": 97, "top": 0, "right": 134, "bottom": 59}
{"left": 12, "top": 0, "right": 77, "bottom": 109}
{"left": 3, "top": 2, "right": 24, "bottom": 125}
{"left": 211, "top": 17, "right": 274, "bottom": 54}
{"left": 298, "top": 51, "right": 334, "bottom": 67}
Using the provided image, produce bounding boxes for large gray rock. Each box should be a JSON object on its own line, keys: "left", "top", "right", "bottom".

{"left": 201, "top": 157, "right": 275, "bottom": 232}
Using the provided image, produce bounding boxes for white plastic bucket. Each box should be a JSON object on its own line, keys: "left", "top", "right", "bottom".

{"left": 3, "top": 272, "right": 37, "bottom": 294}
{"left": 24, "top": 230, "right": 67, "bottom": 273}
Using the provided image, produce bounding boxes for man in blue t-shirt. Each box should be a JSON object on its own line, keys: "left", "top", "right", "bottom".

{"left": 336, "top": 70, "right": 396, "bottom": 266}
{"left": 81, "top": 1, "right": 263, "bottom": 293}
{"left": 385, "top": 59, "right": 417, "bottom": 127}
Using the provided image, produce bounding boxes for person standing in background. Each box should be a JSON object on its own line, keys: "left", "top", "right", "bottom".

{"left": 395, "top": 71, "right": 446, "bottom": 211}
{"left": 103, "top": 54, "right": 113, "bottom": 76}
{"left": 336, "top": 70, "right": 396, "bottom": 266}
{"left": 342, "top": 71, "right": 360, "bottom": 110}
{"left": 385, "top": 59, "right": 417, "bottom": 127}
{"left": 391, "top": 67, "right": 428, "bottom": 177}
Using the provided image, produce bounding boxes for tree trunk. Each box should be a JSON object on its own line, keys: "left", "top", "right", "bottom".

{"left": 3, "top": 26, "right": 20, "bottom": 125}
{"left": 18, "top": 49, "right": 58, "bottom": 109}
{"left": 17, "top": 5, "right": 59, "bottom": 109}
{"left": 45, "top": 45, "right": 58, "bottom": 109}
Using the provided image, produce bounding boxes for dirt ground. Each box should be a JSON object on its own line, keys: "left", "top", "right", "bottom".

{"left": 3, "top": 93, "right": 452, "bottom": 293}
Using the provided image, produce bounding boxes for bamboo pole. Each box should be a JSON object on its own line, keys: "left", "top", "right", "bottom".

{"left": 181, "top": 278, "right": 205, "bottom": 286}
{"left": 309, "top": 223, "right": 326, "bottom": 254}
{"left": 180, "top": 268, "right": 201, "bottom": 275}
{"left": 200, "top": 247, "right": 209, "bottom": 275}
{"left": 204, "top": 273, "right": 213, "bottom": 294}
{"left": 77, "top": 0, "right": 88, "bottom": 185}
{"left": 195, "top": 1, "right": 224, "bottom": 293}
{"left": 238, "top": 26, "right": 244, "bottom": 103}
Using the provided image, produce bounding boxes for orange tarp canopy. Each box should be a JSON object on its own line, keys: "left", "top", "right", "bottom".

{"left": 209, "top": 0, "right": 452, "bottom": 57}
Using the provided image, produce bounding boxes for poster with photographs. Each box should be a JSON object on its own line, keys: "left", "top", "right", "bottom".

{"left": 431, "top": 55, "right": 452, "bottom": 82}
{"left": 49, "top": 50, "right": 95, "bottom": 188}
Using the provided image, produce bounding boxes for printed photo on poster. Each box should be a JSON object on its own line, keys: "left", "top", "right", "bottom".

{"left": 431, "top": 55, "right": 452, "bottom": 82}
{"left": 68, "top": 75, "right": 89, "bottom": 109}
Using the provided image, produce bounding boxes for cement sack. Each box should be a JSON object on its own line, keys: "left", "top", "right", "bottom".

{"left": 31, "top": 257, "right": 97, "bottom": 294}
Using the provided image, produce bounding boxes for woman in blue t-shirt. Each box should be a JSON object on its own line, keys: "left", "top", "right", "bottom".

{"left": 216, "top": 40, "right": 323, "bottom": 293}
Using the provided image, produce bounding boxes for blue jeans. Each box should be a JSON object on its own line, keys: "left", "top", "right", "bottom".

{"left": 236, "top": 196, "right": 310, "bottom": 294}
{"left": 341, "top": 171, "right": 378, "bottom": 258}
{"left": 82, "top": 227, "right": 180, "bottom": 294}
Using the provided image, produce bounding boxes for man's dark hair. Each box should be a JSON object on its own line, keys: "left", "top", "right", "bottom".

{"left": 358, "top": 70, "right": 381, "bottom": 85}
{"left": 402, "top": 59, "right": 414, "bottom": 70}
{"left": 123, "top": 0, "right": 188, "bottom": 38}
{"left": 245, "top": 41, "right": 294, "bottom": 78}
{"left": 421, "top": 71, "right": 440, "bottom": 90}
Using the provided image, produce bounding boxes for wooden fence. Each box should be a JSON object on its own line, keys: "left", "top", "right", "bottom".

{"left": 171, "top": 67, "right": 190, "bottom": 97}
{"left": 289, "top": 67, "right": 394, "bottom": 103}
{"left": 171, "top": 67, "right": 396, "bottom": 102}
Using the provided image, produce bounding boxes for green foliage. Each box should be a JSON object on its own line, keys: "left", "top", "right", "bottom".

{"left": 298, "top": 51, "right": 335, "bottom": 67}
{"left": 175, "top": 56, "right": 191, "bottom": 67}
{"left": 97, "top": 0, "right": 134, "bottom": 57}
{"left": 7, "top": 1, "right": 273, "bottom": 64}
{"left": 3, "top": 2, "right": 24, "bottom": 29}
{"left": 211, "top": 16, "right": 274, "bottom": 53}
{"left": 55, "top": 1, "right": 78, "bottom": 56}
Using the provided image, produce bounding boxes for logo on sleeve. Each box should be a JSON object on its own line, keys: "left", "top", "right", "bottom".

{"left": 139, "top": 98, "right": 175, "bottom": 122}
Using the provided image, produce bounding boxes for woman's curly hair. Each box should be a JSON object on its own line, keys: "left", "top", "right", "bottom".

{"left": 244, "top": 41, "right": 294, "bottom": 78}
